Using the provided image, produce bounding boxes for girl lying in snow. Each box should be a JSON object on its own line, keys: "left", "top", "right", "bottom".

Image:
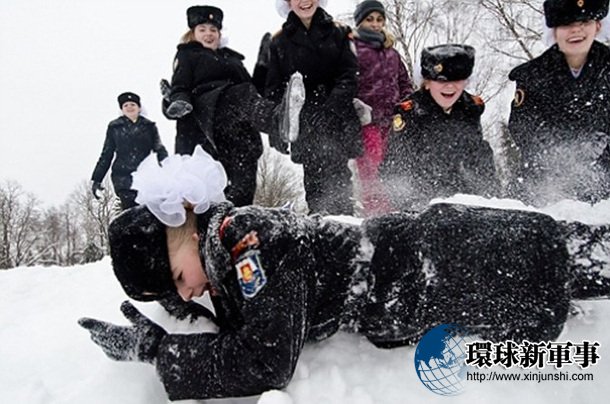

{"left": 79, "top": 148, "right": 610, "bottom": 401}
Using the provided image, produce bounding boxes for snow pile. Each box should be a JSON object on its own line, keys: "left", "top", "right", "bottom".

{"left": 0, "top": 196, "right": 609, "bottom": 404}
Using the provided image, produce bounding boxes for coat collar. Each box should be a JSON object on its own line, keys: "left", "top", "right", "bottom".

{"left": 282, "top": 7, "right": 335, "bottom": 45}
{"left": 197, "top": 202, "right": 235, "bottom": 291}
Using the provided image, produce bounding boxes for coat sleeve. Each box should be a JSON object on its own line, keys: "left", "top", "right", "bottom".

{"left": 263, "top": 40, "right": 284, "bottom": 104}
{"left": 155, "top": 228, "right": 309, "bottom": 400}
{"left": 150, "top": 123, "right": 168, "bottom": 163}
{"left": 323, "top": 30, "right": 358, "bottom": 114}
{"left": 396, "top": 55, "right": 414, "bottom": 100}
{"left": 169, "top": 49, "right": 194, "bottom": 104}
{"left": 90, "top": 125, "right": 116, "bottom": 183}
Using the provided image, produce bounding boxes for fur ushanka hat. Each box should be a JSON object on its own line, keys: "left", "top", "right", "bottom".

{"left": 117, "top": 92, "right": 140, "bottom": 108}
{"left": 420, "top": 44, "right": 475, "bottom": 82}
{"left": 544, "top": 0, "right": 609, "bottom": 27}
{"left": 187, "top": 5, "right": 224, "bottom": 30}
{"left": 109, "top": 206, "right": 176, "bottom": 302}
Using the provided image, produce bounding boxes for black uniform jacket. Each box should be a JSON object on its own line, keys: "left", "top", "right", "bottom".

{"left": 508, "top": 41, "right": 610, "bottom": 203}
{"left": 168, "top": 42, "right": 263, "bottom": 160}
{"left": 91, "top": 115, "right": 167, "bottom": 191}
{"left": 380, "top": 89, "right": 499, "bottom": 211}
{"left": 265, "top": 8, "right": 362, "bottom": 163}
{"left": 154, "top": 203, "right": 573, "bottom": 400}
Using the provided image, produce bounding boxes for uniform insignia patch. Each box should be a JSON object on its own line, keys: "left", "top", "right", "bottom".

{"left": 577, "top": 0, "right": 585, "bottom": 8}
{"left": 235, "top": 250, "right": 267, "bottom": 299}
{"left": 393, "top": 114, "right": 406, "bottom": 131}
{"left": 472, "top": 95, "right": 484, "bottom": 106}
{"left": 514, "top": 89, "right": 526, "bottom": 108}
{"left": 399, "top": 100, "right": 414, "bottom": 111}
{"left": 434, "top": 63, "right": 443, "bottom": 73}
{"left": 173, "top": 57, "right": 179, "bottom": 72}
{"left": 231, "top": 231, "right": 260, "bottom": 261}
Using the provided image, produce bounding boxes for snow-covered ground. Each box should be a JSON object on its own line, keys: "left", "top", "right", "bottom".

{"left": 1, "top": 196, "right": 609, "bottom": 404}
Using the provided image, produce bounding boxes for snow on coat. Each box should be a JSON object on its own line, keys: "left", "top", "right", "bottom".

{"left": 380, "top": 89, "right": 499, "bottom": 211}
{"left": 508, "top": 40, "right": 610, "bottom": 205}
{"left": 153, "top": 202, "right": 608, "bottom": 400}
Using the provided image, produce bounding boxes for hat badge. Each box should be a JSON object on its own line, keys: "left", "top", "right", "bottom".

{"left": 577, "top": 0, "right": 585, "bottom": 8}
{"left": 209, "top": 13, "right": 214, "bottom": 19}
{"left": 434, "top": 63, "right": 444, "bottom": 73}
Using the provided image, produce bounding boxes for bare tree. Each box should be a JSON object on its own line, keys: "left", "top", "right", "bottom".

{"left": 0, "top": 180, "right": 43, "bottom": 268}
{"left": 70, "top": 177, "right": 117, "bottom": 253}
{"left": 254, "top": 146, "right": 307, "bottom": 213}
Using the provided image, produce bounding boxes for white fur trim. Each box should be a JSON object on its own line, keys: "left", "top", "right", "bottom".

{"left": 132, "top": 145, "right": 227, "bottom": 227}
{"left": 275, "top": 0, "right": 329, "bottom": 18}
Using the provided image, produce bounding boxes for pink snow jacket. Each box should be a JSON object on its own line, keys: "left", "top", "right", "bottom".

{"left": 354, "top": 29, "right": 413, "bottom": 128}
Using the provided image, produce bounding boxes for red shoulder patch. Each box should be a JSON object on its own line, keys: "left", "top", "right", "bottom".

{"left": 471, "top": 95, "right": 484, "bottom": 106}
{"left": 219, "top": 216, "right": 233, "bottom": 241}
{"left": 399, "top": 100, "right": 414, "bottom": 111}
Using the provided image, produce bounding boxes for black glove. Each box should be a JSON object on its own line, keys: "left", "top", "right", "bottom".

{"left": 78, "top": 301, "right": 166, "bottom": 364}
{"left": 91, "top": 182, "right": 104, "bottom": 200}
{"left": 166, "top": 100, "right": 193, "bottom": 118}
{"left": 159, "top": 79, "right": 171, "bottom": 102}
{"left": 158, "top": 293, "right": 218, "bottom": 325}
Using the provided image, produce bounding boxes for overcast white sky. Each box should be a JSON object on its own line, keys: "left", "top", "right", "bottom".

{"left": 0, "top": 0, "right": 354, "bottom": 207}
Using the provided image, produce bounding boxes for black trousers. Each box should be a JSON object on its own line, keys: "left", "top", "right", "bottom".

{"left": 116, "top": 189, "right": 137, "bottom": 210}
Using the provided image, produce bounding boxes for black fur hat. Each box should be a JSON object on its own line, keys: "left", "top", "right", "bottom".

{"left": 117, "top": 92, "right": 140, "bottom": 108}
{"left": 187, "top": 5, "right": 223, "bottom": 30}
{"left": 544, "top": 0, "right": 609, "bottom": 27}
{"left": 420, "top": 44, "right": 475, "bottom": 81}
{"left": 108, "top": 206, "right": 176, "bottom": 301}
{"left": 354, "top": 0, "right": 386, "bottom": 26}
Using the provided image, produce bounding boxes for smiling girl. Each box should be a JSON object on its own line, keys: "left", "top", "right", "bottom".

{"left": 380, "top": 44, "right": 499, "bottom": 211}
{"left": 507, "top": 0, "right": 610, "bottom": 206}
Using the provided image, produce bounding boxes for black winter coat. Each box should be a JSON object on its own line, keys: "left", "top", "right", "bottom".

{"left": 151, "top": 202, "right": 597, "bottom": 400}
{"left": 168, "top": 42, "right": 263, "bottom": 161}
{"left": 265, "top": 8, "right": 362, "bottom": 163}
{"left": 91, "top": 116, "right": 167, "bottom": 191}
{"left": 508, "top": 41, "right": 610, "bottom": 204}
{"left": 380, "top": 89, "right": 499, "bottom": 211}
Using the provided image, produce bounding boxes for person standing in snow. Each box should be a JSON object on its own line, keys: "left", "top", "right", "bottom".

{"left": 163, "top": 5, "right": 294, "bottom": 207}
{"left": 507, "top": 0, "right": 610, "bottom": 206}
{"left": 90, "top": 92, "right": 168, "bottom": 210}
{"left": 352, "top": 0, "right": 414, "bottom": 216}
{"left": 78, "top": 148, "right": 610, "bottom": 401}
{"left": 265, "top": 0, "right": 363, "bottom": 215}
{"left": 380, "top": 44, "right": 499, "bottom": 212}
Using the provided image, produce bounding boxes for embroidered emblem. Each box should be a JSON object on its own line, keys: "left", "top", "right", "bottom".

{"left": 235, "top": 250, "right": 267, "bottom": 298}
{"left": 513, "top": 88, "right": 526, "bottom": 108}
{"left": 399, "top": 100, "right": 414, "bottom": 111}
{"left": 434, "top": 63, "right": 443, "bottom": 73}
{"left": 577, "top": 0, "right": 585, "bottom": 8}
{"left": 393, "top": 114, "right": 406, "bottom": 131}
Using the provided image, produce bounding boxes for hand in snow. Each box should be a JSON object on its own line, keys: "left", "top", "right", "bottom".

{"left": 166, "top": 100, "right": 193, "bottom": 118}
{"left": 78, "top": 301, "right": 166, "bottom": 364}
{"left": 158, "top": 293, "right": 218, "bottom": 325}
{"left": 159, "top": 79, "right": 171, "bottom": 102}
{"left": 91, "top": 182, "right": 104, "bottom": 200}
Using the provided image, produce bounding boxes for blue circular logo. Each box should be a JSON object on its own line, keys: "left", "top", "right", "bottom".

{"left": 414, "top": 323, "right": 471, "bottom": 395}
